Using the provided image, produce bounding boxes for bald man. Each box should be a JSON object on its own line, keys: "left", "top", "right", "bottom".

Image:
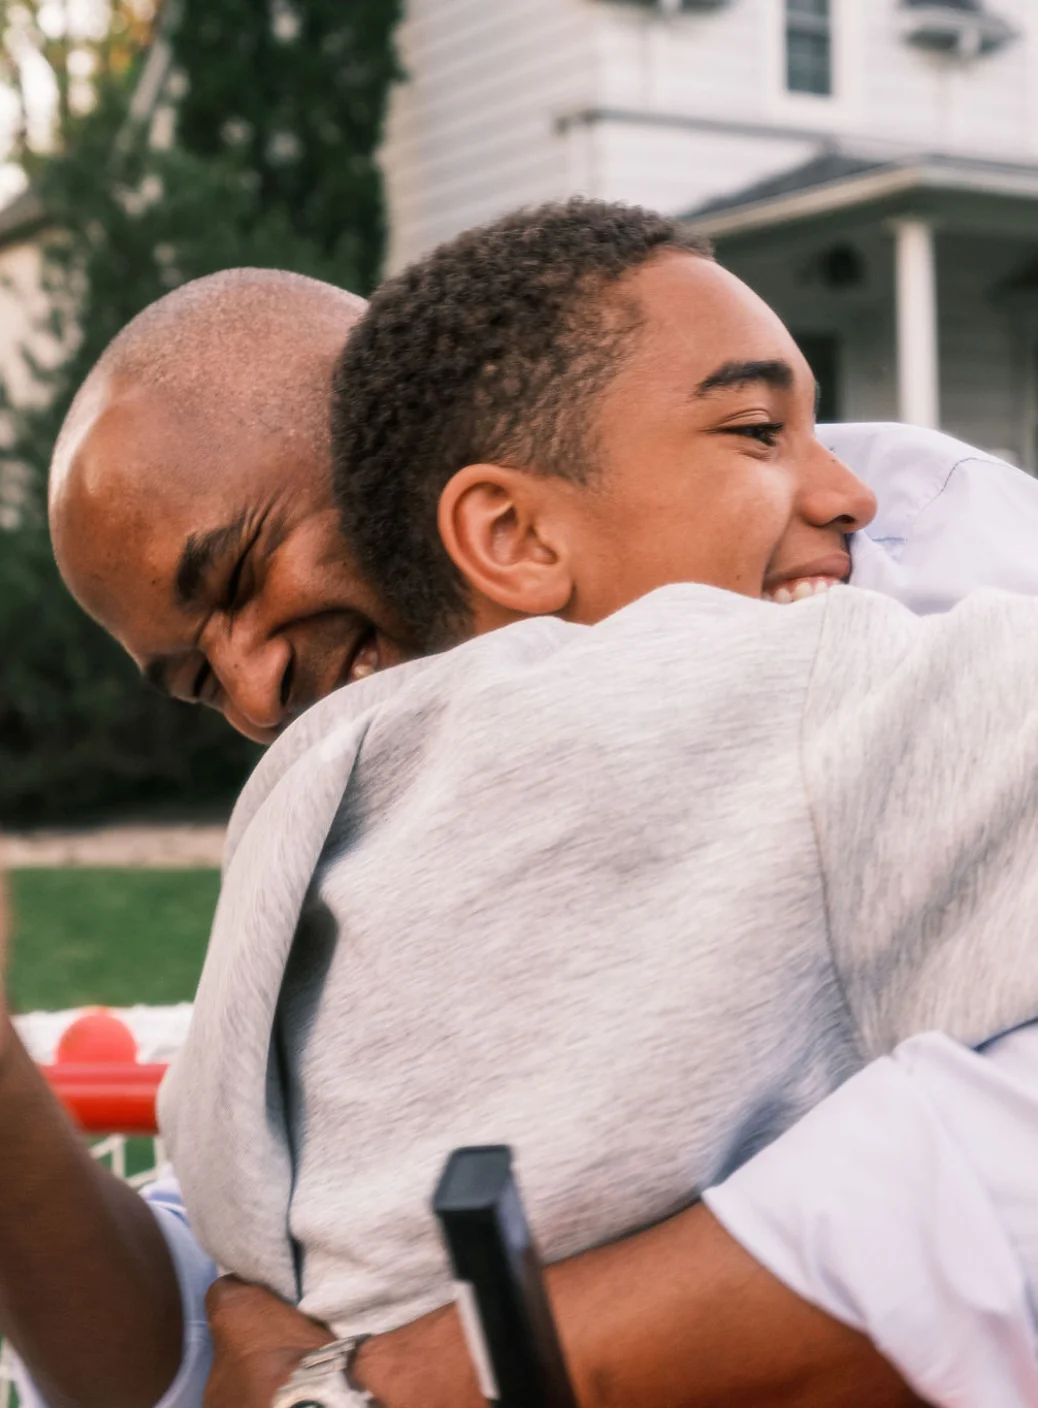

{"left": 5, "top": 265, "right": 1032, "bottom": 1408}
{"left": 49, "top": 269, "right": 410, "bottom": 745}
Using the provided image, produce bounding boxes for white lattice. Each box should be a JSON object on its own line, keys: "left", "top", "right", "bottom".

{"left": 0, "top": 1134, "right": 165, "bottom": 1407}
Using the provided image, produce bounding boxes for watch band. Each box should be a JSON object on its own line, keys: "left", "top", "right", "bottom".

{"left": 270, "top": 1336, "right": 380, "bottom": 1408}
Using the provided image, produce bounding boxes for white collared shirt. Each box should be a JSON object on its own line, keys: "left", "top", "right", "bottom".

{"left": 828, "top": 420, "right": 1038, "bottom": 611}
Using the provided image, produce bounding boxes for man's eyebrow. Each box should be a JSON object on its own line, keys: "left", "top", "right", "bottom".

{"left": 174, "top": 514, "right": 248, "bottom": 607}
{"left": 695, "top": 359, "right": 795, "bottom": 397}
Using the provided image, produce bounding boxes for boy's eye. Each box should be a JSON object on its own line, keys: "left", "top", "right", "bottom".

{"left": 725, "top": 422, "right": 784, "bottom": 448}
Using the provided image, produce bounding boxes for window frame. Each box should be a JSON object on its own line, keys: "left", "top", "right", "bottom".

{"left": 785, "top": 0, "right": 834, "bottom": 97}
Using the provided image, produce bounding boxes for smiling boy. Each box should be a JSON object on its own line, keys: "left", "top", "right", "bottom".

{"left": 332, "top": 206, "right": 873, "bottom": 653}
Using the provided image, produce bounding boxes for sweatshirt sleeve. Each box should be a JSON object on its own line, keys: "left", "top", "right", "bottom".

{"left": 800, "top": 586, "right": 1038, "bottom": 1057}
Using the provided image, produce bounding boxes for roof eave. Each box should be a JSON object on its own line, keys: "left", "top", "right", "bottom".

{"left": 0, "top": 189, "right": 48, "bottom": 251}
{"left": 684, "top": 160, "right": 1038, "bottom": 241}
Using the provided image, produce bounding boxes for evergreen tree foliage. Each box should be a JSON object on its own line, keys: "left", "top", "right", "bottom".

{"left": 0, "top": 0, "right": 402, "bottom": 825}
{"left": 175, "top": 0, "right": 399, "bottom": 296}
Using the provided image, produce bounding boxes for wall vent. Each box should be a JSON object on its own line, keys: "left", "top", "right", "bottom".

{"left": 899, "top": 1, "right": 1017, "bottom": 59}
{"left": 603, "top": 0, "right": 732, "bottom": 13}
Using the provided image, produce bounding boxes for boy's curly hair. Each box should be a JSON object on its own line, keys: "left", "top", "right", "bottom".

{"left": 332, "top": 199, "right": 713, "bottom": 647}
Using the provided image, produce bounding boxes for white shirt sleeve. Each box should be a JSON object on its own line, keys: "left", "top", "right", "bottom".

{"left": 11, "top": 1173, "right": 217, "bottom": 1408}
{"left": 705, "top": 1024, "right": 1038, "bottom": 1408}
{"left": 821, "top": 421, "right": 1038, "bottom": 613}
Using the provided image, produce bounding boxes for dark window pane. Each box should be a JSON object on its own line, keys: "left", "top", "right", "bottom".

{"left": 787, "top": 30, "right": 832, "bottom": 94}
{"left": 786, "top": 0, "right": 833, "bottom": 95}
{"left": 795, "top": 334, "right": 841, "bottom": 422}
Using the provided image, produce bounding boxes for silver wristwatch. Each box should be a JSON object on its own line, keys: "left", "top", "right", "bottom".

{"left": 270, "top": 1337, "right": 379, "bottom": 1408}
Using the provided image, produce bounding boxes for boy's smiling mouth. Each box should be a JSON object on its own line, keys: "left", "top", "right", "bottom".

{"left": 764, "top": 575, "right": 843, "bottom": 605}
{"left": 762, "top": 550, "right": 851, "bottom": 604}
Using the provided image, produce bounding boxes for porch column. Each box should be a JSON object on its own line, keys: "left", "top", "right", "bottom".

{"left": 892, "top": 218, "right": 940, "bottom": 428}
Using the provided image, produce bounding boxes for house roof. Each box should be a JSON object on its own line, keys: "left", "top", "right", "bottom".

{"left": 683, "top": 149, "right": 1038, "bottom": 242}
{"left": 0, "top": 187, "right": 47, "bottom": 251}
{"left": 691, "top": 153, "right": 887, "bottom": 218}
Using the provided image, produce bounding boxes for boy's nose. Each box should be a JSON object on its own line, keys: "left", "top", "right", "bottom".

{"left": 802, "top": 448, "right": 877, "bottom": 534}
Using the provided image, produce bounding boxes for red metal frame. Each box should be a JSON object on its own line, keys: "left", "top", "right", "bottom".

{"left": 42, "top": 1063, "right": 166, "bottom": 1135}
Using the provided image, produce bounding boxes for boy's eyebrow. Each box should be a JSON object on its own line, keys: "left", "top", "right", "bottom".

{"left": 695, "top": 359, "right": 795, "bottom": 397}
{"left": 174, "top": 513, "right": 248, "bottom": 607}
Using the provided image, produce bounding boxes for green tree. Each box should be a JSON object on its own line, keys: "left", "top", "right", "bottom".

{"left": 0, "top": 0, "right": 402, "bottom": 825}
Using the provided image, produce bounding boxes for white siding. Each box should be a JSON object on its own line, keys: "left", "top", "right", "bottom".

{"left": 586, "top": 123, "right": 817, "bottom": 216}
{"left": 381, "top": 0, "right": 595, "bottom": 273}
{"left": 0, "top": 240, "right": 53, "bottom": 410}
{"left": 589, "top": 0, "right": 774, "bottom": 120}
{"left": 583, "top": 0, "right": 823, "bottom": 210}
{"left": 858, "top": 0, "right": 1035, "bottom": 161}
{"left": 0, "top": 237, "right": 60, "bottom": 525}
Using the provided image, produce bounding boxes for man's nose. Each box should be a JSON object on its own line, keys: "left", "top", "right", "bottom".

{"left": 205, "top": 626, "right": 292, "bottom": 737}
{"left": 801, "top": 448, "right": 877, "bottom": 534}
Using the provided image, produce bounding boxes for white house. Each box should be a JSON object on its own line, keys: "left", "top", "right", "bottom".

{"left": 0, "top": 188, "right": 52, "bottom": 525}
{"left": 381, "top": 0, "right": 1038, "bottom": 465}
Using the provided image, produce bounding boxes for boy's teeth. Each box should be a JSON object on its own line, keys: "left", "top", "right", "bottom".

{"left": 349, "top": 642, "right": 380, "bottom": 682}
{"left": 765, "top": 577, "right": 838, "bottom": 605}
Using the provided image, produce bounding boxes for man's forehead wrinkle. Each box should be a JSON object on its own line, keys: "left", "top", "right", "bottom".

{"left": 695, "top": 359, "right": 795, "bottom": 397}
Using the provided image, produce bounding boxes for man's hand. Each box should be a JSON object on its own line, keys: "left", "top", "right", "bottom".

{"left": 202, "top": 1276, "right": 484, "bottom": 1408}
{"left": 204, "top": 1207, "right": 922, "bottom": 1408}
{"left": 203, "top": 1278, "right": 336, "bottom": 1408}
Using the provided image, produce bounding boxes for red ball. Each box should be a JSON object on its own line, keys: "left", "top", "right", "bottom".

{"left": 55, "top": 1009, "right": 138, "bottom": 1066}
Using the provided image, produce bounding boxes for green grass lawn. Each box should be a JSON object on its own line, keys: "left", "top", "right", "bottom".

{"left": 7, "top": 868, "right": 220, "bottom": 1012}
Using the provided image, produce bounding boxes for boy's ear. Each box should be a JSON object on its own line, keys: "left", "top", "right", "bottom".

{"left": 438, "top": 463, "right": 574, "bottom": 625}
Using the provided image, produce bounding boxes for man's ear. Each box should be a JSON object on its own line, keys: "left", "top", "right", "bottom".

{"left": 438, "top": 463, "right": 574, "bottom": 624}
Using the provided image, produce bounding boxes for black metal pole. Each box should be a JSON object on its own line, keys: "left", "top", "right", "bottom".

{"left": 433, "top": 1146, "right": 579, "bottom": 1408}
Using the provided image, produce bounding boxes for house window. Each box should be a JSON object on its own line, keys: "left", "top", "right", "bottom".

{"left": 786, "top": 0, "right": 833, "bottom": 96}
{"left": 795, "top": 333, "right": 841, "bottom": 422}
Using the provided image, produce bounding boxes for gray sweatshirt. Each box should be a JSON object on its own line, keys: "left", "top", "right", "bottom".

{"left": 160, "top": 583, "right": 1038, "bottom": 1337}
